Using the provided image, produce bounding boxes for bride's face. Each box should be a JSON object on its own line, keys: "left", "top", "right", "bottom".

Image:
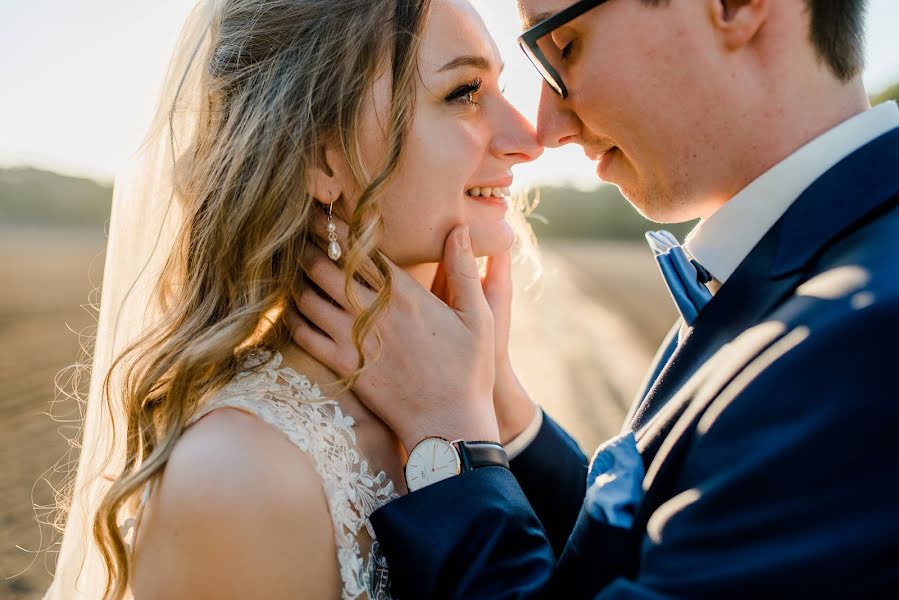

{"left": 334, "top": 0, "right": 543, "bottom": 266}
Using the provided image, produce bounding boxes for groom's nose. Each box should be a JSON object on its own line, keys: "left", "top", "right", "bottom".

{"left": 536, "top": 83, "right": 580, "bottom": 148}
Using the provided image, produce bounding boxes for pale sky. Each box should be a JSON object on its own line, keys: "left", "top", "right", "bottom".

{"left": 1, "top": 0, "right": 897, "bottom": 188}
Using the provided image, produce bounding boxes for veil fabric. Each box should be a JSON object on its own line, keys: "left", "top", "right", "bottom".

{"left": 45, "top": 3, "right": 213, "bottom": 597}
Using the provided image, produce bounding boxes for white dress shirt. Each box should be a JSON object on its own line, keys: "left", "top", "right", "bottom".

{"left": 506, "top": 101, "right": 899, "bottom": 459}
{"left": 685, "top": 101, "right": 899, "bottom": 287}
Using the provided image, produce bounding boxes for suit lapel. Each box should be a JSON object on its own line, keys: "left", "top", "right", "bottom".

{"left": 624, "top": 322, "right": 680, "bottom": 429}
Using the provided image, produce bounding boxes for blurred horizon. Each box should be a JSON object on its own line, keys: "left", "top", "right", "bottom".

{"left": 0, "top": 0, "right": 897, "bottom": 188}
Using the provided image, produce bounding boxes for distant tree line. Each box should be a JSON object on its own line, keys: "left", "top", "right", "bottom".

{"left": 523, "top": 185, "right": 697, "bottom": 241}
{"left": 0, "top": 167, "right": 112, "bottom": 228}
{"left": 872, "top": 82, "right": 899, "bottom": 106}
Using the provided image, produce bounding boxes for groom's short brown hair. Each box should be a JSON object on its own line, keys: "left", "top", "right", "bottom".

{"left": 804, "top": 0, "right": 868, "bottom": 81}
{"left": 642, "top": 0, "right": 869, "bottom": 82}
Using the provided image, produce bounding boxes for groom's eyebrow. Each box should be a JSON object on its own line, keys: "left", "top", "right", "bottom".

{"left": 522, "top": 10, "right": 554, "bottom": 29}
{"left": 438, "top": 55, "right": 505, "bottom": 74}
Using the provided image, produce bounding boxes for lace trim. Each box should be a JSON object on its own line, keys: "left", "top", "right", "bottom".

{"left": 123, "top": 348, "right": 397, "bottom": 599}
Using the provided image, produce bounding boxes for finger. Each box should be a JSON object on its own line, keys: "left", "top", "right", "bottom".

{"left": 442, "top": 226, "right": 489, "bottom": 327}
{"left": 309, "top": 211, "right": 384, "bottom": 290}
{"left": 302, "top": 244, "right": 376, "bottom": 313}
{"left": 430, "top": 262, "right": 449, "bottom": 303}
{"left": 282, "top": 306, "right": 347, "bottom": 374}
{"left": 292, "top": 285, "right": 355, "bottom": 344}
{"left": 482, "top": 250, "right": 512, "bottom": 312}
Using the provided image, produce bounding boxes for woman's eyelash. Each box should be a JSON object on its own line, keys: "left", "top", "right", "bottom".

{"left": 445, "top": 78, "right": 483, "bottom": 105}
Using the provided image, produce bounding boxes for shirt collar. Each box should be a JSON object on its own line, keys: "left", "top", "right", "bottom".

{"left": 684, "top": 101, "right": 899, "bottom": 286}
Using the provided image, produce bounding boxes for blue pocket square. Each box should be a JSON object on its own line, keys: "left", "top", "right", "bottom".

{"left": 584, "top": 431, "right": 646, "bottom": 528}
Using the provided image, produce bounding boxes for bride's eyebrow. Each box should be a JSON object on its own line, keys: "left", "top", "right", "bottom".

{"left": 437, "top": 55, "right": 505, "bottom": 74}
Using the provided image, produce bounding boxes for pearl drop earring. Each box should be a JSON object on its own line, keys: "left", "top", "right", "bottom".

{"left": 326, "top": 199, "right": 342, "bottom": 261}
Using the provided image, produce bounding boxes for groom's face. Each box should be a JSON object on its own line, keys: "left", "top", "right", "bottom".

{"left": 518, "top": 0, "right": 737, "bottom": 222}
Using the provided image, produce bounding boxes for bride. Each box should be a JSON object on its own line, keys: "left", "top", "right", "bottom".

{"left": 45, "top": 0, "right": 541, "bottom": 598}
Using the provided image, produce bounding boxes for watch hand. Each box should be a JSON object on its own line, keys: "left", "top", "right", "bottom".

{"left": 431, "top": 443, "right": 437, "bottom": 471}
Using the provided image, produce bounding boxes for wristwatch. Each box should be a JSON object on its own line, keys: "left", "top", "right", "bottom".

{"left": 404, "top": 437, "right": 510, "bottom": 492}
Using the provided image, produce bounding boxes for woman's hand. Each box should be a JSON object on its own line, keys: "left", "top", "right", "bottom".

{"left": 285, "top": 213, "right": 500, "bottom": 453}
{"left": 432, "top": 250, "right": 537, "bottom": 446}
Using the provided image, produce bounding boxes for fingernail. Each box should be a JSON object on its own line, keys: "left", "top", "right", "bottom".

{"left": 457, "top": 227, "right": 470, "bottom": 251}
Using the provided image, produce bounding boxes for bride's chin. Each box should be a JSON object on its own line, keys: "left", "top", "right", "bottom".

{"left": 470, "top": 221, "right": 515, "bottom": 257}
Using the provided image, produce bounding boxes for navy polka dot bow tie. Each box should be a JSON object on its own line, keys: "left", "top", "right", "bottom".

{"left": 645, "top": 230, "right": 714, "bottom": 326}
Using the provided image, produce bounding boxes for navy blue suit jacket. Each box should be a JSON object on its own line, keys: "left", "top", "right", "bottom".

{"left": 370, "top": 127, "right": 899, "bottom": 598}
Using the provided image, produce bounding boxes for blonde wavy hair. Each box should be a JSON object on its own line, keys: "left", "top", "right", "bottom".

{"left": 83, "top": 0, "right": 432, "bottom": 598}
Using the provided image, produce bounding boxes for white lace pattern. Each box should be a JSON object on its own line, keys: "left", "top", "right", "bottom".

{"left": 122, "top": 348, "right": 397, "bottom": 599}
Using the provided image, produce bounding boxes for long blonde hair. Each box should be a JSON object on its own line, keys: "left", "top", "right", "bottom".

{"left": 86, "top": 0, "right": 431, "bottom": 597}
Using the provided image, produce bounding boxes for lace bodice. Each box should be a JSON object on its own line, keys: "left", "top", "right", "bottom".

{"left": 122, "top": 348, "right": 398, "bottom": 599}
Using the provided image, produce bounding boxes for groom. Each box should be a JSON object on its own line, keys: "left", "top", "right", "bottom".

{"left": 292, "top": 0, "right": 899, "bottom": 597}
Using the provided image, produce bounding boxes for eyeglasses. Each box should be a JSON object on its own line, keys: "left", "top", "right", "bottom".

{"left": 518, "top": 0, "right": 611, "bottom": 99}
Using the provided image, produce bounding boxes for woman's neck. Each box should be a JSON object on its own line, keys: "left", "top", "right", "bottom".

{"left": 403, "top": 262, "right": 439, "bottom": 290}
{"left": 279, "top": 261, "right": 439, "bottom": 413}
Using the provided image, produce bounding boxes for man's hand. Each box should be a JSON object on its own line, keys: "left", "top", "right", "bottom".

{"left": 285, "top": 213, "right": 500, "bottom": 453}
{"left": 432, "top": 251, "right": 538, "bottom": 445}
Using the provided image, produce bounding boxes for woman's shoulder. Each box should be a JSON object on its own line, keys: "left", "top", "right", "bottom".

{"left": 132, "top": 407, "right": 340, "bottom": 598}
{"left": 165, "top": 405, "right": 330, "bottom": 509}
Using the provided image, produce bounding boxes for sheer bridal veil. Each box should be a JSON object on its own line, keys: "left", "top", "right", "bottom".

{"left": 45, "top": 2, "right": 212, "bottom": 597}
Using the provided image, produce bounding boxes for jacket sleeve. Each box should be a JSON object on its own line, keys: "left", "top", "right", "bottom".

{"left": 508, "top": 411, "right": 589, "bottom": 557}
{"left": 369, "top": 467, "right": 556, "bottom": 599}
{"left": 371, "top": 302, "right": 899, "bottom": 599}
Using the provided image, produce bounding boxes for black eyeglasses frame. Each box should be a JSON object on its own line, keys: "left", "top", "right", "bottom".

{"left": 517, "top": 0, "right": 611, "bottom": 99}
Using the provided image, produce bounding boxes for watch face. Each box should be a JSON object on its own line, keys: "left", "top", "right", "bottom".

{"left": 405, "top": 437, "right": 461, "bottom": 492}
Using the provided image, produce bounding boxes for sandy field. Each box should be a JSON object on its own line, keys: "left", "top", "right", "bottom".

{"left": 0, "top": 229, "right": 676, "bottom": 598}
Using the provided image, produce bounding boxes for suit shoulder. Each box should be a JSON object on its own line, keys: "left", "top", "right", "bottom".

{"left": 810, "top": 200, "right": 899, "bottom": 297}
{"left": 775, "top": 202, "right": 899, "bottom": 334}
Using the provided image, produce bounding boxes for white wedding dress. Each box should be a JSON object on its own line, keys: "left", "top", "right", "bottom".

{"left": 45, "top": 5, "right": 401, "bottom": 597}
{"left": 119, "top": 348, "right": 398, "bottom": 599}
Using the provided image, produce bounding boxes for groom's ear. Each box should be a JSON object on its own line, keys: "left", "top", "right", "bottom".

{"left": 305, "top": 139, "right": 345, "bottom": 206}
{"left": 709, "top": 0, "right": 769, "bottom": 50}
